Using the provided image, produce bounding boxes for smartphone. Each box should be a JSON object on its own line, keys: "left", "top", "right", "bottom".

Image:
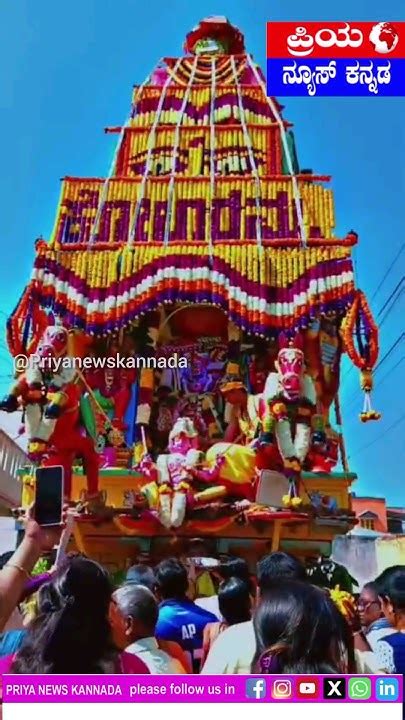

{"left": 34, "top": 466, "right": 64, "bottom": 526}
{"left": 190, "top": 557, "right": 220, "bottom": 569}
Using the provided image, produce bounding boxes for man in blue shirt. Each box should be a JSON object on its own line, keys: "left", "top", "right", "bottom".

{"left": 0, "top": 629, "right": 26, "bottom": 657}
{"left": 155, "top": 559, "right": 217, "bottom": 656}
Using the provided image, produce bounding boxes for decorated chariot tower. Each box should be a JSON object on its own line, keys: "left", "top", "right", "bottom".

{"left": 3, "top": 17, "right": 379, "bottom": 566}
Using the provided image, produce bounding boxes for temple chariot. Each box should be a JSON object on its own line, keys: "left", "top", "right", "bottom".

{"left": 2, "top": 18, "right": 380, "bottom": 571}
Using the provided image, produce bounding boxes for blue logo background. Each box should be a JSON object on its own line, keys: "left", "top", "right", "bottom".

{"left": 375, "top": 678, "right": 400, "bottom": 701}
{"left": 245, "top": 678, "right": 267, "bottom": 699}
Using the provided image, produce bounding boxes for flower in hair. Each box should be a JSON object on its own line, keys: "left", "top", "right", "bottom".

{"left": 329, "top": 585, "right": 356, "bottom": 619}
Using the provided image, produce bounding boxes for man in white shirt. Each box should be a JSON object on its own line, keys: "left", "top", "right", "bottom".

{"left": 110, "top": 584, "right": 185, "bottom": 674}
{"left": 201, "top": 551, "right": 307, "bottom": 674}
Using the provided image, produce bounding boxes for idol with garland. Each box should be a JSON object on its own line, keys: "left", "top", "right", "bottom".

{"left": 139, "top": 417, "right": 225, "bottom": 529}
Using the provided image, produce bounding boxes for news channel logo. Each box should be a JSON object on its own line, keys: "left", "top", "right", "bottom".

{"left": 245, "top": 678, "right": 267, "bottom": 700}
{"left": 375, "top": 678, "right": 399, "bottom": 702}
{"left": 348, "top": 678, "right": 372, "bottom": 700}
{"left": 266, "top": 21, "right": 405, "bottom": 97}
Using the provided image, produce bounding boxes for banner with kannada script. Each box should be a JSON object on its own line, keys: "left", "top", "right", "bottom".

{"left": 266, "top": 22, "right": 405, "bottom": 96}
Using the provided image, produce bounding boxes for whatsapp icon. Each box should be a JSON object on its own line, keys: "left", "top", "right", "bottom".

{"left": 349, "top": 678, "right": 372, "bottom": 700}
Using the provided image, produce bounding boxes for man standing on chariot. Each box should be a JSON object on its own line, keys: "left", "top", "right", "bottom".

{"left": 220, "top": 369, "right": 262, "bottom": 445}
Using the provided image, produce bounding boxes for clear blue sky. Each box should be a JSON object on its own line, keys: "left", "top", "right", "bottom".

{"left": 0, "top": 0, "right": 404, "bottom": 503}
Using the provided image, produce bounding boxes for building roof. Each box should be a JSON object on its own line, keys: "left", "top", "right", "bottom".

{"left": 348, "top": 527, "right": 388, "bottom": 538}
{"left": 358, "top": 510, "right": 379, "bottom": 519}
{"left": 387, "top": 508, "right": 405, "bottom": 517}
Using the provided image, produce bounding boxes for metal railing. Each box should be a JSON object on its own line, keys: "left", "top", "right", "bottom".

{"left": 0, "top": 430, "right": 28, "bottom": 507}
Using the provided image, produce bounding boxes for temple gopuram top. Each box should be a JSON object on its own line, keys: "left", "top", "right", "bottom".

{"left": 8, "top": 16, "right": 378, "bottom": 396}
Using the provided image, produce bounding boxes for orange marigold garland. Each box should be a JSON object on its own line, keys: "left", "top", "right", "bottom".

{"left": 341, "top": 290, "right": 381, "bottom": 422}
{"left": 7, "top": 284, "right": 49, "bottom": 358}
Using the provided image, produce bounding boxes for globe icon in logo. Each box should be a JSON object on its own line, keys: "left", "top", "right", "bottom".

{"left": 369, "top": 22, "right": 399, "bottom": 54}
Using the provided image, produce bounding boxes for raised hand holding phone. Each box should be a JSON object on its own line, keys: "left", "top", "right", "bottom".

{"left": 33, "top": 465, "right": 64, "bottom": 527}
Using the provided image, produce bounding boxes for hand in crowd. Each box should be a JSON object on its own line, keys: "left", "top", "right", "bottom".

{"left": 23, "top": 517, "right": 65, "bottom": 553}
{"left": 0, "top": 506, "right": 70, "bottom": 632}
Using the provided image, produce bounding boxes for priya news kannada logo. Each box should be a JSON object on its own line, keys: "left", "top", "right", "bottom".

{"left": 266, "top": 21, "right": 405, "bottom": 97}
{"left": 369, "top": 23, "right": 399, "bottom": 54}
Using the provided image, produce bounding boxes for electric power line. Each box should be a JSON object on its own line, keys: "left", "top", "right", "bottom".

{"left": 377, "top": 277, "right": 404, "bottom": 318}
{"left": 379, "top": 288, "right": 405, "bottom": 329}
{"left": 375, "top": 332, "right": 405, "bottom": 372}
{"left": 378, "top": 288, "right": 405, "bottom": 328}
{"left": 343, "top": 355, "right": 405, "bottom": 414}
{"left": 370, "top": 243, "right": 405, "bottom": 304}
{"left": 341, "top": 331, "right": 404, "bottom": 396}
{"left": 348, "top": 413, "right": 405, "bottom": 460}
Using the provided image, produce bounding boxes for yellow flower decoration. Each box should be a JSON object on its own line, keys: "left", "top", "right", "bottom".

{"left": 158, "top": 483, "right": 172, "bottom": 495}
{"left": 360, "top": 410, "right": 382, "bottom": 423}
{"left": 329, "top": 585, "right": 356, "bottom": 619}
{"left": 291, "top": 496, "right": 303, "bottom": 508}
{"left": 271, "top": 402, "right": 287, "bottom": 419}
{"left": 284, "top": 458, "right": 301, "bottom": 473}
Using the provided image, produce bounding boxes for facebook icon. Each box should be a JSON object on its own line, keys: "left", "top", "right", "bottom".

{"left": 245, "top": 678, "right": 267, "bottom": 700}
{"left": 375, "top": 678, "right": 399, "bottom": 702}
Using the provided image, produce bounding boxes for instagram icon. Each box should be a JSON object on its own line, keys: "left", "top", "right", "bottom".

{"left": 271, "top": 680, "right": 292, "bottom": 699}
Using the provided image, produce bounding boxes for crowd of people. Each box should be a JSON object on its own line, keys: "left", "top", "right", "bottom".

{"left": 0, "top": 514, "right": 404, "bottom": 676}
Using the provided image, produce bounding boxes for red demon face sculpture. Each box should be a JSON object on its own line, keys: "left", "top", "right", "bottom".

{"left": 276, "top": 347, "right": 305, "bottom": 400}
{"left": 36, "top": 326, "right": 69, "bottom": 361}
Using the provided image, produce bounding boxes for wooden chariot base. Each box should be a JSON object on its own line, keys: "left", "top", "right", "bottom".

{"left": 20, "top": 468, "right": 357, "bottom": 572}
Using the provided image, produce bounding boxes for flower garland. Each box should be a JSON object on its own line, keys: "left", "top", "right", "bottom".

{"left": 8, "top": 243, "right": 357, "bottom": 354}
{"left": 231, "top": 55, "right": 262, "bottom": 247}
{"left": 128, "top": 58, "right": 183, "bottom": 246}
{"left": 341, "top": 290, "right": 380, "bottom": 422}
{"left": 53, "top": 174, "right": 339, "bottom": 247}
{"left": 163, "top": 55, "right": 199, "bottom": 246}
{"left": 129, "top": 85, "right": 282, "bottom": 131}
{"left": 247, "top": 54, "right": 307, "bottom": 247}
{"left": 207, "top": 56, "right": 216, "bottom": 257}
{"left": 264, "top": 372, "right": 316, "bottom": 508}
{"left": 341, "top": 290, "right": 379, "bottom": 369}
{"left": 134, "top": 312, "right": 161, "bottom": 459}
{"left": 165, "top": 56, "right": 247, "bottom": 86}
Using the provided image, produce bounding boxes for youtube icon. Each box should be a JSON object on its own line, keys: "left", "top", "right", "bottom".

{"left": 297, "top": 678, "right": 319, "bottom": 699}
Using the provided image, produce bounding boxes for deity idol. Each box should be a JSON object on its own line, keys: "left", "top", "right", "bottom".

{"left": 259, "top": 335, "right": 320, "bottom": 499}
{"left": 0, "top": 324, "right": 102, "bottom": 507}
{"left": 139, "top": 417, "right": 226, "bottom": 528}
{"left": 202, "top": 373, "right": 274, "bottom": 499}
{"left": 140, "top": 418, "right": 202, "bottom": 528}
{"left": 176, "top": 351, "right": 223, "bottom": 440}
{"left": 84, "top": 336, "right": 136, "bottom": 431}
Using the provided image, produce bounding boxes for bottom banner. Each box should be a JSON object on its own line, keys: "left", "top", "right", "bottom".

{"left": 1, "top": 674, "right": 403, "bottom": 703}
